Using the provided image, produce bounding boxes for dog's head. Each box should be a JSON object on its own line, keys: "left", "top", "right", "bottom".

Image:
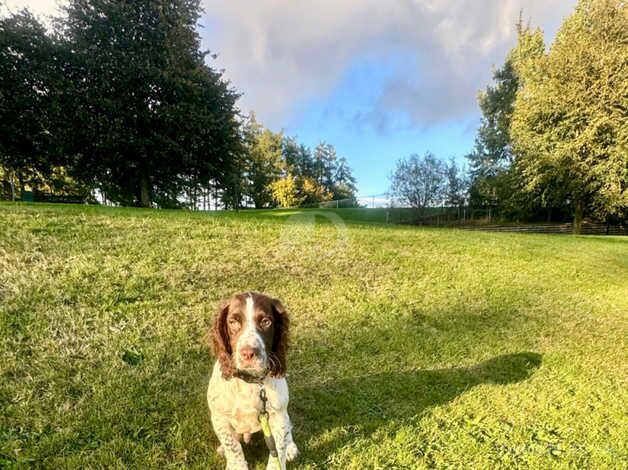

{"left": 210, "top": 292, "right": 289, "bottom": 379}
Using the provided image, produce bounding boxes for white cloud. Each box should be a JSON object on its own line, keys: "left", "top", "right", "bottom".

{"left": 202, "top": 0, "right": 577, "bottom": 129}
{"left": 1, "top": 0, "right": 64, "bottom": 19}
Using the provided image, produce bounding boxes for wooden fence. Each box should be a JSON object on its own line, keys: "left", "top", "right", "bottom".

{"left": 414, "top": 221, "right": 627, "bottom": 235}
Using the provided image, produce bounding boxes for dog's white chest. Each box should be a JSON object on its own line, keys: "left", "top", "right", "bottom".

{"left": 228, "top": 383, "right": 262, "bottom": 434}
{"left": 207, "top": 363, "right": 290, "bottom": 436}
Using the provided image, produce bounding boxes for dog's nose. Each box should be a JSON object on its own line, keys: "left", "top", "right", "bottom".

{"left": 239, "top": 346, "right": 258, "bottom": 361}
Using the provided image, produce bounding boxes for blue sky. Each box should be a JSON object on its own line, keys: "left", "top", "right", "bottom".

{"left": 198, "top": 0, "right": 577, "bottom": 197}
{"left": 280, "top": 54, "right": 478, "bottom": 197}
{"left": 6, "top": 0, "right": 577, "bottom": 198}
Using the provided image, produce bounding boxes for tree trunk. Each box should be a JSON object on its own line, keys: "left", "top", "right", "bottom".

{"left": 573, "top": 199, "right": 583, "bottom": 234}
{"left": 140, "top": 174, "right": 151, "bottom": 207}
{"left": 17, "top": 173, "right": 24, "bottom": 200}
{"left": 9, "top": 170, "right": 16, "bottom": 201}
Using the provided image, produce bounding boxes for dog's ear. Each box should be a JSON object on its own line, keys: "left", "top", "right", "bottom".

{"left": 210, "top": 298, "right": 235, "bottom": 379}
{"left": 269, "top": 298, "right": 290, "bottom": 377}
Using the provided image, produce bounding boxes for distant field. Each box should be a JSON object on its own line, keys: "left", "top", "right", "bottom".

{"left": 253, "top": 207, "right": 411, "bottom": 224}
{"left": 1, "top": 203, "right": 627, "bottom": 468}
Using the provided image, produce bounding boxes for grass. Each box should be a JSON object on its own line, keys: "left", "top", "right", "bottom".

{"left": 1, "top": 202, "right": 627, "bottom": 469}
{"left": 252, "top": 207, "right": 415, "bottom": 224}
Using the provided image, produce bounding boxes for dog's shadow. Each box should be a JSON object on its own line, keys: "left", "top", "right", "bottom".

{"left": 285, "top": 352, "right": 542, "bottom": 465}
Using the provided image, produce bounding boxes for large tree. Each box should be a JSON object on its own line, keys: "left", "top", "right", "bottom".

{"left": 467, "top": 58, "right": 518, "bottom": 178}
{"left": 58, "top": 0, "right": 241, "bottom": 207}
{"left": 332, "top": 156, "right": 357, "bottom": 203}
{"left": 445, "top": 157, "right": 467, "bottom": 207}
{"left": 466, "top": 19, "right": 549, "bottom": 220}
{"left": 511, "top": 0, "right": 628, "bottom": 231}
{"left": 0, "top": 10, "right": 64, "bottom": 198}
{"left": 281, "top": 136, "right": 315, "bottom": 179}
{"left": 313, "top": 142, "right": 337, "bottom": 190}
{"left": 241, "top": 113, "right": 283, "bottom": 208}
{"left": 389, "top": 152, "right": 446, "bottom": 213}
{"left": 466, "top": 58, "right": 518, "bottom": 211}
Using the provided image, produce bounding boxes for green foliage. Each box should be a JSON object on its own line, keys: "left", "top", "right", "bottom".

{"left": 0, "top": 10, "right": 65, "bottom": 187}
{"left": 333, "top": 156, "right": 358, "bottom": 203}
{"left": 466, "top": 57, "right": 518, "bottom": 210}
{"left": 444, "top": 157, "right": 468, "bottom": 207}
{"left": 297, "top": 176, "right": 332, "bottom": 205}
{"left": 1, "top": 203, "right": 626, "bottom": 468}
{"left": 57, "top": 0, "right": 242, "bottom": 208}
{"left": 510, "top": 0, "right": 628, "bottom": 227}
{"left": 313, "top": 142, "right": 337, "bottom": 189}
{"left": 294, "top": 141, "right": 357, "bottom": 204}
{"left": 242, "top": 113, "right": 284, "bottom": 208}
{"left": 0, "top": 1, "right": 242, "bottom": 208}
{"left": 281, "top": 137, "right": 316, "bottom": 180}
{"left": 241, "top": 116, "right": 357, "bottom": 209}
{"left": 469, "top": 58, "right": 518, "bottom": 175}
{"left": 466, "top": 22, "right": 548, "bottom": 219}
{"left": 390, "top": 153, "right": 448, "bottom": 212}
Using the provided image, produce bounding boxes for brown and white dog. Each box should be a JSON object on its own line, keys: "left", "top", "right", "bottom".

{"left": 207, "top": 292, "right": 299, "bottom": 470}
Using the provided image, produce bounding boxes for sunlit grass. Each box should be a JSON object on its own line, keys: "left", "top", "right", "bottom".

{"left": 1, "top": 202, "right": 626, "bottom": 468}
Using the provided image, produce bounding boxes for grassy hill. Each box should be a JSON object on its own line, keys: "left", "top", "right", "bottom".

{"left": 1, "top": 203, "right": 626, "bottom": 469}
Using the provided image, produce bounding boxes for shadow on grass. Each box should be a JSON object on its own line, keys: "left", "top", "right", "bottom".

{"left": 290, "top": 352, "right": 542, "bottom": 464}
{"left": 17, "top": 342, "right": 539, "bottom": 469}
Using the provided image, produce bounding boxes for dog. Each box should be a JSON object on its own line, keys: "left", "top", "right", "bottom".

{"left": 207, "top": 292, "right": 299, "bottom": 469}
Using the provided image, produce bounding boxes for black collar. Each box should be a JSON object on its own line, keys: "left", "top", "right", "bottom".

{"left": 234, "top": 369, "right": 268, "bottom": 384}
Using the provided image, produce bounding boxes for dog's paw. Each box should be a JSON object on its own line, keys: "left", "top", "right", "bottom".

{"left": 286, "top": 442, "right": 300, "bottom": 462}
{"left": 217, "top": 445, "right": 225, "bottom": 458}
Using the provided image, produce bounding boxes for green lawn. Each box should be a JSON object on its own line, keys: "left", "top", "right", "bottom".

{"left": 1, "top": 203, "right": 627, "bottom": 469}
{"left": 252, "top": 207, "right": 416, "bottom": 224}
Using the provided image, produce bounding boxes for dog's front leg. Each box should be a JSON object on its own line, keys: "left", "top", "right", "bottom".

{"left": 267, "top": 409, "right": 297, "bottom": 470}
{"left": 211, "top": 415, "right": 248, "bottom": 470}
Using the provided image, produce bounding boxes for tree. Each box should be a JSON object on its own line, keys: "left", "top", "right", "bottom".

{"left": 313, "top": 142, "right": 337, "bottom": 190}
{"left": 389, "top": 153, "right": 446, "bottom": 213}
{"left": 465, "top": 17, "right": 540, "bottom": 215}
{"left": 0, "top": 10, "right": 64, "bottom": 198}
{"left": 269, "top": 173, "right": 302, "bottom": 208}
{"left": 332, "top": 156, "right": 358, "bottom": 203}
{"left": 58, "top": 0, "right": 241, "bottom": 207}
{"left": 468, "top": 59, "right": 518, "bottom": 174}
{"left": 445, "top": 157, "right": 467, "bottom": 207}
{"left": 466, "top": 57, "right": 519, "bottom": 209}
{"left": 511, "top": 0, "right": 628, "bottom": 232}
{"left": 298, "top": 176, "right": 332, "bottom": 205}
{"left": 282, "top": 137, "right": 315, "bottom": 178}
{"left": 242, "top": 113, "right": 283, "bottom": 208}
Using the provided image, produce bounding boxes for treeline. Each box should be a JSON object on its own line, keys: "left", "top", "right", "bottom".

{"left": 391, "top": 0, "right": 627, "bottom": 232}
{"left": 241, "top": 114, "right": 357, "bottom": 209}
{"left": 466, "top": 1, "right": 627, "bottom": 231}
{"left": 0, "top": 0, "right": 357, "bottom": 209}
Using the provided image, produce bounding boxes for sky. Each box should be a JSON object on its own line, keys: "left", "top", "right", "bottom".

{"left": 4, "top": 0, "right": 577, "bottom": 200}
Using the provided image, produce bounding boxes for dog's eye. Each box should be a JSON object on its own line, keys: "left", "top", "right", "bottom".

{"left": 260, "top": 318, "right": 272, "bottom": 329}
{"left": 228, "top": 318, "right": 241, "bottom": 331}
